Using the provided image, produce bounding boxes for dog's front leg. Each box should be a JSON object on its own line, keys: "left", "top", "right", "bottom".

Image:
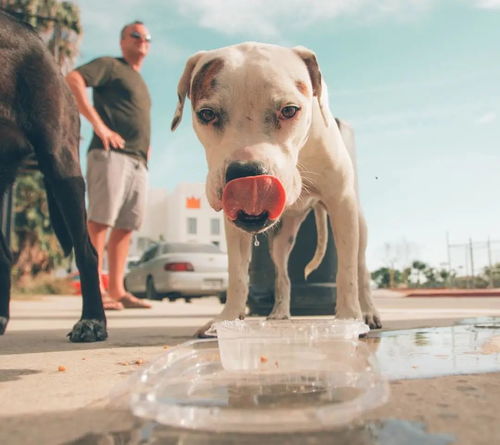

{"left": 325, "top": 194, "right": 362, "bottom": 321}
{"left": 196, "top": 219, "right": 252, "bottom": 337}
{"left": 358, "top": 212, "right": 382, "bottom": 328}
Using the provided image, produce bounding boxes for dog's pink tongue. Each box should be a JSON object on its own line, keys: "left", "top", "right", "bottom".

{"left": 222, "top": 175, "right": 286, "bottom": 221}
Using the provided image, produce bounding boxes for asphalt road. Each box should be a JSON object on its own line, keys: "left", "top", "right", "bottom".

{"left": 1, "top": 292, "right": 500, "bottom": 444}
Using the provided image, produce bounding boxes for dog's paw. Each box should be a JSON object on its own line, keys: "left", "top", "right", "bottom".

{"left": 195, "top": 313, "right": 245, "bottom": 338}
{"left": 267, "top": 299, "right": 291, "bottom": 320}
{"left": 0, "top": 316, "right": 8, "bottom": 335}
{"left": 195, "top": 319, "right": 219, "bottom": 338}
{"left": 68, "top": 319, "right": 108, "bottom": 342}
{"left": 266, "top": 310, "right": 290, "bottom": 320}
{"left": 363, "top": 311, "right": 382, "bottom": 330}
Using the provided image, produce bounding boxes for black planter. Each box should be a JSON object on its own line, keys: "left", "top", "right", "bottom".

{"left": 247, "top": 209, "right": 337, "bottom": 316}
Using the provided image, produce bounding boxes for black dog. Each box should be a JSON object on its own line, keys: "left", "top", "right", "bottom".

{"left": 0, "top": 11, "right": 107, "bottom": 342}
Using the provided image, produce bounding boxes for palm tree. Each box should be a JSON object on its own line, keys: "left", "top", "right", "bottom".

{"left": 411, "top": 260, "right": 427, "bottom": 287}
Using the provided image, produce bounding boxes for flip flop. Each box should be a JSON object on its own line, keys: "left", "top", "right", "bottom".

{"left": 119, "top": 293, "right": 152, "bottom": 309}
{"left": 102, "top": 295, "right": 124, "bottom": 311}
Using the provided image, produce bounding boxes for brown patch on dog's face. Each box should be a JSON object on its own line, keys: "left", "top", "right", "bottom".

{"left": 295, "top": 80, "right": 308, "bottom": 96}
{"left": 191, "top": 58, "right": 225, "bottom": 107}
{"left": 302, "top": 55, "right": 321, "bottom": 97}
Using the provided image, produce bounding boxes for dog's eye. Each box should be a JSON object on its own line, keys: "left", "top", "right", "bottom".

{"left": 280, "top": 105, "right": 300, "bottom": 120}
{"left": 197, "top": 108, "right": 217, "bottom": 124}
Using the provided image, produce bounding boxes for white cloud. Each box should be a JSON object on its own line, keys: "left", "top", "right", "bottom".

{"left": 173, "top": 0, "right": 433, "bottom": 39}
{"left": 71, "top": 0, "right": 500, "bottom": 43}
{"left": 353, "top": 103, "right": 474, "bottom": 132}
{"left": 476, "top": 112, "right": 497, "bottom": 125}
{"left": 472, "top": 0, "right": 500, "bottom": 8}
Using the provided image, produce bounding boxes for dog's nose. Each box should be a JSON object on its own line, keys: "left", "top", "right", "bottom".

{"left": 225, "top": 161, "right": 268, "bottom": 183}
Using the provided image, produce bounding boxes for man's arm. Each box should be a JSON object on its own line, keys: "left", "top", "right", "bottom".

{"left": 65, "top": 70, "right": 125, "bottom": 150}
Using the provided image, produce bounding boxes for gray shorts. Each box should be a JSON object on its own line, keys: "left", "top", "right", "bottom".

{"left": 86, "top": 149, "right": 147, "bottom": 231}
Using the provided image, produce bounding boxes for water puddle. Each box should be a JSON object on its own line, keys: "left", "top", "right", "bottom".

{"left": 66, "top": 318, "right": 498, "bottom": 443}
{"left": 67, "top": 418, "right": 454, "bottom": 445}
{"left": 366, "top": 317, "right": 500, "bottom": 380}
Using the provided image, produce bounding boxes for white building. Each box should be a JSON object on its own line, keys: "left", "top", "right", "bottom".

{"left": 130, "top": 183, "right": 227, "bottom": 258}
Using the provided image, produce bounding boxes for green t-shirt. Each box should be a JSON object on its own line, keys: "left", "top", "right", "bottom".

{"left": 76, "top": 57, "right": 151, "bottom": 165}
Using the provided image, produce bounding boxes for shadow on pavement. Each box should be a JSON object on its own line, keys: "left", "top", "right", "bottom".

{"left": 0, "top": 326, "right": 197, "bottom": 355}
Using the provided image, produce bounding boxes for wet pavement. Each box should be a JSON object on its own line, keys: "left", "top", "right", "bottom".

{"left": 66, "top": 317, "right": 500, "bottom": 445}
{"left": 68, "top": 418, "right": 455, "bottom": 445}
{"left": 1, "top": 296, "right": 500, "bottom": 444}
{"left": 369, "top": 317, "right": 500, "bottom": 379}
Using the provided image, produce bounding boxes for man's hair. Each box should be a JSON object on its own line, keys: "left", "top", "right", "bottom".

{"left": 120, "top": 21, "right": 144, "bottom": 40}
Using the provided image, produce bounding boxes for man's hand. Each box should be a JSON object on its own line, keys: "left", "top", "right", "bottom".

{"left": 66, "top": 71, "right": 126, "bottom": 150}
{"left": 94, "top": 123, "right": 125, "bottom": 150}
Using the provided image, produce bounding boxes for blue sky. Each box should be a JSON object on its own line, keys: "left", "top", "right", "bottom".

{"left": 72, "top": 0, "right": 500, "bottom": 271}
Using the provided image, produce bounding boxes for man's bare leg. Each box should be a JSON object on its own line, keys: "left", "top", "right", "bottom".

{"left": 108, "top": 227, "right": 151, "bottom": 308}
{"left": 87, "top": 220, "right": 109, "bottom": 294}
{"left": 87, "top": 220, "right": 123, "bottom": 310}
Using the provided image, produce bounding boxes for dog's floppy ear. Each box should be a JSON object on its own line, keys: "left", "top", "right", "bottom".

{"left": 171, "top": 51, "right": 206, "bottom": 131}
{"left": 292, "top": 46, "right": 330, "bottom": 127}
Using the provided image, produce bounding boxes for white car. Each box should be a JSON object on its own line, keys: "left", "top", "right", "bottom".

{"left": 125, "top": 256, "right": 140, "bottom": 273}
{"left": 124, "top": 242, "right": 228, "bottom": 302}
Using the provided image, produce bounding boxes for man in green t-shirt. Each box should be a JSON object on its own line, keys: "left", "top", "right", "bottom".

{"left": 66, "top": 21, "right": 152, "bottom": 310}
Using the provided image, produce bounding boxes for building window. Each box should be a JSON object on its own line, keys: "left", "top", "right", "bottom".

{"left": 210, "top": 218, "right": 220, "bottom": 235}
{"left": 187, "top": 217, "right": 197, "bottom": 235}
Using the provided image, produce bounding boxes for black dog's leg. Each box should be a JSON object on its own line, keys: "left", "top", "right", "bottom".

{"left": 0, "top": 123, "right": 32, "bottom": 334}
{"left": 23, "top": 63, "right": 107, "bottom": 341}
{"left": 0, "top": 216, "right": 12, "bottom": 335}
{"left": 0, "top": 185, "right": 13, "bottom": 335}
{"left": 29, "top": 100, "right": 107, "bottom": 341}
{"left": 45, "top": 177, "right": 107, "bottom": 342}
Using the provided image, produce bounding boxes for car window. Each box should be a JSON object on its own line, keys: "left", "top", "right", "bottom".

{"left": 161, "top": 243, "right": 222, "bottom": 254}
{"left": 127, "top": 259, "right": 138, "bottom": 269}
{"left": 140, "top": 245, "right": 159, "bottom": 263}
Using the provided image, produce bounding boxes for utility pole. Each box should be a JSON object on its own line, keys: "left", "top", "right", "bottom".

{"left": 469, "top": 238, "right": 475, "bottom": 288}
{"left": 446, "top": 232, "right": 452, "bottom": 287}
{"left": 487, "top": 237, "right": 493, "bottom": 288}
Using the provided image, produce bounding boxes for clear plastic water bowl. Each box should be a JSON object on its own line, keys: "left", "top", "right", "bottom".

{"left": 129, "top": 319, "right": 388, "bottom": 433}
{"left": 212, "top": 318, "right": 370, "bottom": 372}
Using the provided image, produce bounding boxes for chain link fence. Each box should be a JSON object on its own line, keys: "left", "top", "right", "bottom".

{"left": 448, "top": 238, "right": 500, "bottom": 288}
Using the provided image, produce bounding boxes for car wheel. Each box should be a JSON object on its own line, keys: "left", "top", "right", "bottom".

{"left": 146, "top": 276, "right": 161, "bottom": 300}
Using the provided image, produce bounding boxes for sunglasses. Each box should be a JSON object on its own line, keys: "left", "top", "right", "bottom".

{"left": 129, "top": 31, "right": 152, "bottom": 42}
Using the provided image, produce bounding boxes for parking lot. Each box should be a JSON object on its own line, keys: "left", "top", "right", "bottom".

{"left": 1, "top": 292, "right": 500, "bottom": 444}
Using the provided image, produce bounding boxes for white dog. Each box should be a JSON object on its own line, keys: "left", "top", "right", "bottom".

{"left": 171, "top": 42, "right": 381, "bottom": 335}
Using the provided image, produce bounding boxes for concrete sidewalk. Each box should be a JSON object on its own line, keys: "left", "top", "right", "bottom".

{"left": 1, "top": 294, "right": 500, "bottom": 444}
